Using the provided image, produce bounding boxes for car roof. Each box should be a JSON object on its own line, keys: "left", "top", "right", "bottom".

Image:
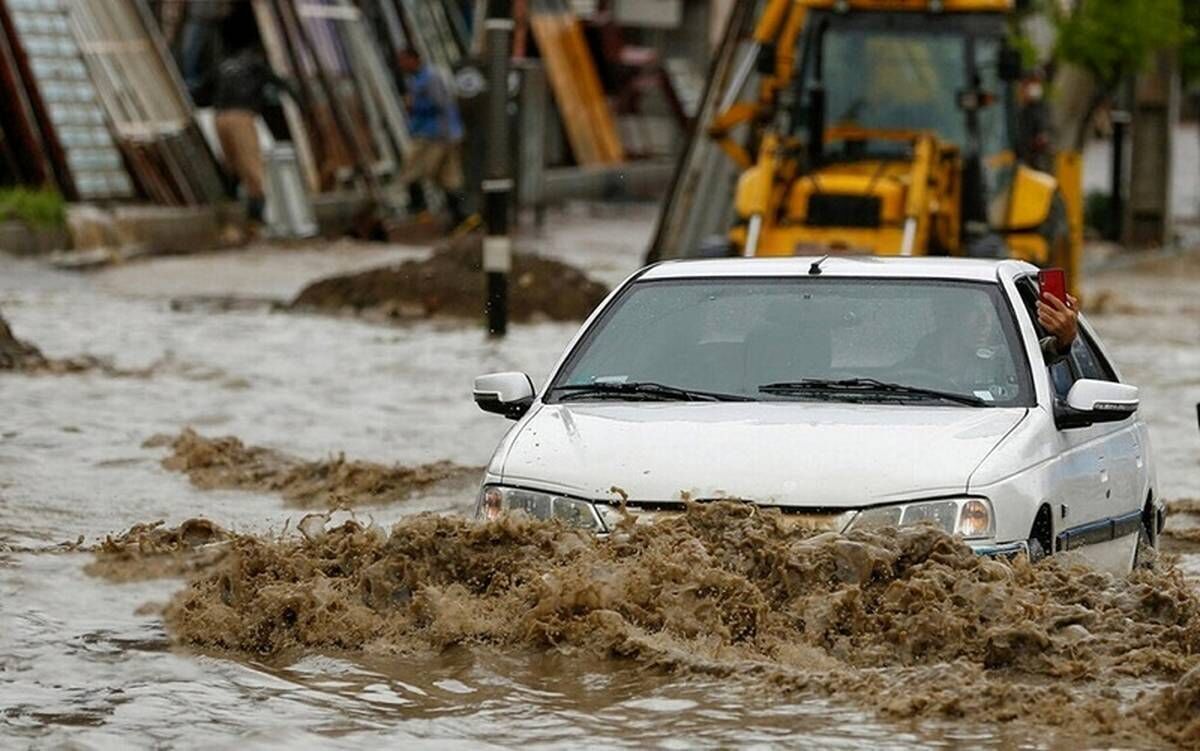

{"left": 640, "top": 256, "right": 1036, "bottom": 283}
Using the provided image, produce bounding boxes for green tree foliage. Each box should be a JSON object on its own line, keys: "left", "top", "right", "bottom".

{"left": 1183, "top": 0, "right": 1200, "bottom": 86}
{"left": 1053, "top": 0, "right": 1184, "bottom": 87}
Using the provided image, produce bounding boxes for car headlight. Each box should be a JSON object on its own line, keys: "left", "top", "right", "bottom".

{"left": 477, "top": 485, "right": 603, "bottom": 531}
{"left": 847, "top": 497, "right": 994, "bottom": 540}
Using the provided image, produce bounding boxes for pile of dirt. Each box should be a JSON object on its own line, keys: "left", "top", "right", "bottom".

{"left": 0, "top": 307, "right": 146, "bottom": 375}
{"left": 165, "top": 502, "right": 1200, "bottom": 746}
{"left": 289, "top": 234, "right": 610, "bottom": 323}
{"left": 0, "top": 309, "right": 48, "bottom": 370}
{"left": 86, "top": 518, "right": 231, "bottom": 582}
{"left": 147, "top": 428, "right": 479, "bottom": 508}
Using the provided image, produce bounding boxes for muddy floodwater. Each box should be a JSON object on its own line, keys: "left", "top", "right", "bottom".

{"left": 2, "top": 218, "right": 1200, "bottom": 748}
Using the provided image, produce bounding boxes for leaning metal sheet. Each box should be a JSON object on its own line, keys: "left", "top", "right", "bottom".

{"left": 7, "top": 0, "right": 133, "bottom": 199}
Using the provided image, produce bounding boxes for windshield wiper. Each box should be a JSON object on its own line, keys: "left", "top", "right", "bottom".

{"left": 758, "top": 378, "right": 988, "bottom": 407}
{"left": 553, "top": 381, "right": 753, "bottom": 403}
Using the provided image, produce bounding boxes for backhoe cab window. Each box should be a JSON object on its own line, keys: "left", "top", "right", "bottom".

{"left": 805, "top": 22, "right": 1009, "bottom": 160}
{"left": 825, "top": 31, "right": 967, "bottom": 143}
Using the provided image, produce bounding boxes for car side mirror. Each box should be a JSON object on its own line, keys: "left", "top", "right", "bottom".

{"left": 1056, "top": 379, "right": 1139, "bottom": 430}
{"left": 474, "top": 372, "right": 535, "bottom": 420}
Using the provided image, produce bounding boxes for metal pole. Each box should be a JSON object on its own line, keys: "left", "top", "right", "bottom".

{"left": 514, "top": 59, "right": 546, "bottom": 213}
{"left": 1109, "top": 108, "right": 1129, "bottom": 242}
{"left": 483, "top": 14, "right": 513, "bottom": 338}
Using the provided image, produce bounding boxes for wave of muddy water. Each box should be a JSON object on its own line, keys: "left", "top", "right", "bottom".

{"left": 163, "top": 506, "right": 1200, "bottom": 748}
{"left": 2, "top": 236, "right": 1199, "bottom": 747}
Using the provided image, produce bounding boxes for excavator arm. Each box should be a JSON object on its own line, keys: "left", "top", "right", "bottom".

{"left": 707, "top": 0, "right": 806, "bottom": 169}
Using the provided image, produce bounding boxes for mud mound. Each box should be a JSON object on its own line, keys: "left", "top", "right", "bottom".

{"left": 86, "top": 518, "right": 231, "bottom": 582}
{"left": 165, "top": 503, "right": 1200, "bottom": 745}
{"left": 0, "top": 309, "right": 48, "bottom": 370}
{"left": 289, "top": 234, "right": 609, "bottom": 323}
{"left": 1, "top": 307, "right": 149, "bottom": 375}
{"left": 149, "top": 429, "right": 479, "bottom": 508}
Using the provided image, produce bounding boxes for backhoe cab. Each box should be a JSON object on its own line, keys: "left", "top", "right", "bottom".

{"left": 719, "top": 0, "right": 1081, "bottom": 282}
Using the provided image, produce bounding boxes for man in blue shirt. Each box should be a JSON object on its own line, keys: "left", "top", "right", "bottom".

{"left": 397, "top": 48, "right": 467, "bottom": 228}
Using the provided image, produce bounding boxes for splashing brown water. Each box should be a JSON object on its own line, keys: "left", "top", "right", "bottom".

{"left": 147, "top": 428, "right": 480, "bottom": 508}
{"left": 1166, "top": 528, "right": 1200, "bottom": 544}
{"left": 1164, "top": 500, "right": 1200, "bottom": 551}
{"left": 85, "top": 518, "right": 231, "bottom": 582}
{"left": 164, "top": 503, "right": 1200, "bottom": 746}
{"left": 1168, "top": 499, "right": 1200, "bottom": 516}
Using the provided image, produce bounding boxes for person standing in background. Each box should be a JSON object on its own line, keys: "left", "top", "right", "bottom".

{"left": 396, "top": 47, "right": 469, "bottom": 230}
{"left": 174, "top": 0, "right": 230, "bottom": 105}
{"left": 212, "top": 18, "right": 292, "bottom": 236}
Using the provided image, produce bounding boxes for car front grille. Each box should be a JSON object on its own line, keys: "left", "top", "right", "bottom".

{"left": 613, "top": 501, "right": 855, "bottom": 532}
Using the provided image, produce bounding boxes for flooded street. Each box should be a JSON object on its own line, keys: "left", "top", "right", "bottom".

{"left": 2, "top": 207, "right": 1199, "bottom": 749}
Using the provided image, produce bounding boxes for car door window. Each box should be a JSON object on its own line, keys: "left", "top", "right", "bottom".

{"left": 1071, "top": 330, "right": 1118, "bottom": 382}
{"left": 1016, "top": 277, "right": 1070, "bottom": 396}
{"left": 1049, "top": 359, "right": 1074, "bottom": 399}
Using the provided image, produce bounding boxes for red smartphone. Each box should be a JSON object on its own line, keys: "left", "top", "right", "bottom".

{"left": 1039, "top": 268, "right": 1067, "bottom": 305}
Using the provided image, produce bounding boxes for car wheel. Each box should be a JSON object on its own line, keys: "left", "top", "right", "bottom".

{"left": 1026, "top": 537, "right": 1046, "bottom": 563}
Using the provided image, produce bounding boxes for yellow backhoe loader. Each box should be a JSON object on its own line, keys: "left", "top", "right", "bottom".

{"left": 652, "top": 0, "right": 1083, "bottom": 290}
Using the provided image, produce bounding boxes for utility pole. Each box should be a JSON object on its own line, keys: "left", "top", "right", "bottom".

{"left": 483, "top": 3, "right": 513, "bottom": 337}
{"left": 1109, "top": 105, "right": 1129, "bottom": 243}
{"left": 1126, "top": 51, "right": 1179, "bottom": 247}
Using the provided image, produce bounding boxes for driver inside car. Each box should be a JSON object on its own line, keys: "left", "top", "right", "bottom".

{"left": 912, "top": 288, "right": 1078, "bottom": 395}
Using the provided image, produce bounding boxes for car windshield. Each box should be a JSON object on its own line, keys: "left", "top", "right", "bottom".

{"left": 551, "top": 278, "right": 1032, "bottom": 407}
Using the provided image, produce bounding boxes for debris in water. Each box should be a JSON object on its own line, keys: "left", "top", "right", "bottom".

{"left": 1168, "top": 499, "right": 1200, "bottom": 516}
{"left": 86, "top": 518, "right": 231, "bottom": 582}
{"left": 164, "top": 502, "right": 1200, "bottom": 745}
{"left": 289, "top": 234, "right": 610, "bottom": 323}
{"left": 1084, "top": 289, "right": 1148, "bottom": 316}
{"left": 1166, "top": 527, "right": 1200, "bottom": 544}
{"left": 148, "top": 428, "right": 480, "bottom": 508}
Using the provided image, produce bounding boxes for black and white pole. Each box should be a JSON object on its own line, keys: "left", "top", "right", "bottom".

{"left": 483, "top": 14, "right": 513, "bottom": 338}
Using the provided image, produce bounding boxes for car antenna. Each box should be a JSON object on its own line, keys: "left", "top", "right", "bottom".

{"left": 809, "top": 255, "right": 829, "bottom": 275}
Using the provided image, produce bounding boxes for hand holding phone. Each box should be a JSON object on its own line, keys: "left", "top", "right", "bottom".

{"left": 1037, "top": 267, "right": 1076, "bottom": 352}
{"left": 1038, "top": 268, "right": 1067, "bottom": 305}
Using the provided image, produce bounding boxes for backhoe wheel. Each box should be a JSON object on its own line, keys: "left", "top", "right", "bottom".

{"left": 966, "top": 234, "right": 1008, "bottom": 258}
{"left": 694, "top": 235, "right": 736, "bottom": 259}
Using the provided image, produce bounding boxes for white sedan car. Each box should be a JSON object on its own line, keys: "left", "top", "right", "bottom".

{"left": 473, "top": 257, "right": 1161, "bottom": 573}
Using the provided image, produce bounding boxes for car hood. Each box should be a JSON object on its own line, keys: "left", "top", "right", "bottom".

{"left": 499, "top": 402, "right": 1026, "bottom": 508}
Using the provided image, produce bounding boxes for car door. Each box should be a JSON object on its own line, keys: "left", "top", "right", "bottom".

{"left": 1072, "top": 322, "right": 1144, "bottom": 531}
{"left": 1013, "top": 278, "right": 1136, "bottom": 557}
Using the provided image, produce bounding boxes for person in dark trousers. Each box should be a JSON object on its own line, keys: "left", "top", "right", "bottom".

{"left": 212, "top": 28, "right": 291, "bottom": 231}
{"left": 396, "top": 48, "right": 468, "bottom": 228}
